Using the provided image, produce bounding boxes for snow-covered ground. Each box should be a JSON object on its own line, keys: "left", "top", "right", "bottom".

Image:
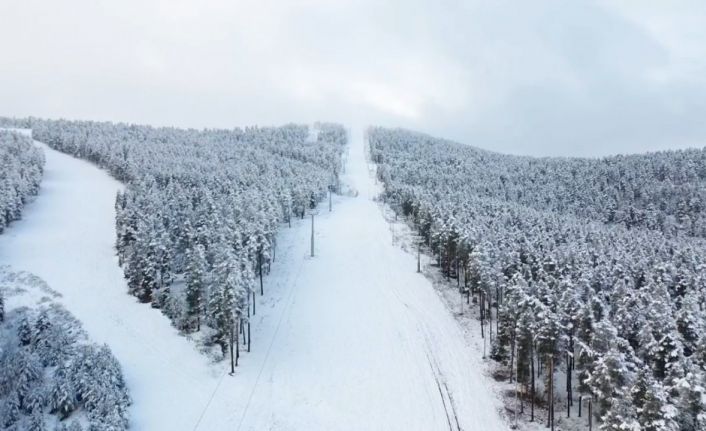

{"left": 0, "top": 131, "right": 508, "bottom": 430}
{"left": 198, "top": 127, "right": 508, "bottom": 430}
{"left": 0, "top": 140, "right": 219, "bottom": 430}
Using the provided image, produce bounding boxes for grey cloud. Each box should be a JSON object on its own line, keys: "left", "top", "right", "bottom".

{"left": 0, "top": 0, "right": 704, "bottom": 156}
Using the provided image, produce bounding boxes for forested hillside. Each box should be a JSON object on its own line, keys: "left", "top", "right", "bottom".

{"left": 370, "top": 128, "right": 706, "bottom": 430}
{"left": 372, "top": 129, "right": 706, "bottom": 238}
{"left": 3, "top": 117, "right": 346, "bottom": 369}
{"left": 0, "top": 127, "right": 129, "bottom": 430}
{"left": 0, "top": 270, "right": 131, "bottom": 431}
{"left": 0, "top": 130, "right": 44, "bottom": 234}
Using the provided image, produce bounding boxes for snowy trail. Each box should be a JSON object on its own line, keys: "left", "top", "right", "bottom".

{"left": 0, "top": 141, "right": 219, "bottom": 430}
{"left": 0, "top": 132, "right": 507, "bottom": 430}
{"left": 197, "top": 128, "right": 508, "bottom": 430}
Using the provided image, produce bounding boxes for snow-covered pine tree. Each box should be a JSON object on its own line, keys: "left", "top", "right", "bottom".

{"left": 48, "top": 364, "right": 76, "bottom": 420}
{"left": 208, "top": 241, "right": 242, "bottom": 369}
{"left": 185, "top": 244, "right": 208, "bottom": 332}
{"left": 632, "top": 368, "right": 679, "bottom": 431}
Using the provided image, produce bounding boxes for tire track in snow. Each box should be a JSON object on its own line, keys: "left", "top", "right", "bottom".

{"left": 385, "top": 279, "right": 463, "bottom": 431}
{"left": 423, "top": 345, "right": 462, "bottom": 431}
{"left": 377, "top": 219, "right": 461, "bottom": 431}
{"left": 233, "top": 220, "right": 310, "bottom": 430}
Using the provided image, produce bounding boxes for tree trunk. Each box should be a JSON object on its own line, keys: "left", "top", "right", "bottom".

{"left": 567, "top": 350, "right": 572, "bottom": 418}
{"left": 509, "top": 331, "right": 516, "bottom": 383}
{"left": 495, "top": 287, "right": 500, "bottom": 335}
{"left": 568, "top": 333, "right": 574, "bottom": 409}
{"left": 417, "top": 243, "right": 421, "bottom": 273}
{"left": 456, "top": 258, "right": 460, "bottom": 287}
{"left": 310, "top": 214, "right": 314, "bottom": 257}
{"left": 229, "top": 326, "right": 235, "bottom": 374}
{"left": 235, "top": 319, "right": 240, "bottom": 367}
{"left": 480, "top": 293, "right": 485, "bottom": 339}
{"left": 259, "top": 248, "right": 264, "bottom": 296}
{"left": 488, "top": 295, "right": 493, "bottom": 342}
{"left": 531, "top": 342, "right": 535, "bottom": 422}
{"left": 549, "top": 356, "right": 554, "bottom": 430}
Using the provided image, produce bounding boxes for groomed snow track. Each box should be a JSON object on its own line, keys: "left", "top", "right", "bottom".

{"left": 0, "top": 130, "right": 508, "bottom": 431}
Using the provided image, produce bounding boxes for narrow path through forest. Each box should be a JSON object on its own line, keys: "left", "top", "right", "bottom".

{"left": 0, "top": 131, "right": 508, "bottom": 430}
{"left": 198, "top": 128, "right": 508, "bottom": 430}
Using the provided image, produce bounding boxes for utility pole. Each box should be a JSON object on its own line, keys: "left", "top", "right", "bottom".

{"left": 311, "top": 213, "right": 315, "bottom": 257}
{"left": 456, "top": 259, "right": 460, "bottom": 288}
{"left": 417, "top": 241, "right": 421, "bottom": 273}
{"left": 258, "top": 247, "right": 264, "bottom": 296}
{"left": 550, "top": 356, "right": 555, "bottom": 431}
{"left": 588, "top": 398, "right": 592, "bottom": 431}
{"left": 235, "top": 318, "right": 240, "bottom": 367}
{"left": 531, "top": 342, "right": 535, "bottom": 422}
{"left": 329, "top": 186, "right": 332, "bottom": 212}
{"left": 229, "top": 325, "right": 235, "bottom": 374}
{"left": 567, "top": 351, "right": 571, "bottom": 418}
{"left": 514, "top": 342, "right": 519, "bottom": 429}
{"left": 288, "top": 201, "right": 292, "bottom": 228}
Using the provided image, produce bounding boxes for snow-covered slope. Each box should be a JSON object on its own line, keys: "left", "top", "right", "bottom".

{"left": 0, "top": 132, "right": 507, "bottom": 430}
{"left": 0, "top": 141, "right": 217, "bottom": 430}
{"left": 196, "top": 128, "right": 508, "bottom": 430}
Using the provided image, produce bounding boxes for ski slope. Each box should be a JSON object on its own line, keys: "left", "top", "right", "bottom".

{"left": 198, "top": 128, "right": 509, "bottom": 430}
{"left": 0, "top": 139, "right": 219, "bottom": 430}
{"left": 0, "top": 131, "right": 507, "bottom": 430}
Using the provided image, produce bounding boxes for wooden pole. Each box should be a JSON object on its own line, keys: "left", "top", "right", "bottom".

{"left": 531, "top": 342, "right": 535, "bottom": 422}
{"left": 550, "top": 356, "right": 555, "bottom": 431}
{"left": 259, "top": 248, "right": 264, "bottom": 296}
{"left": 567, "top": 351, "right": 571, "bottom": 418}
{"left": 457, "top": 259, "right": 460, "bottom": 287}
{"left": 514, "top": 342, "right": 519, "bottom": 429}
{"left": 588, "top": 398, "right": 592, "bottom": 431}
{"left": 310, "top": 214, "right": 315, "bottom": 257}
{"left": 229, "top": 326, "right": 235, "bottom": 374}
{"left": 235, "top": 318, "right": 240, "bottom": 367}
{"left": 480, "top": 292, "right": 485, "bottom": 339}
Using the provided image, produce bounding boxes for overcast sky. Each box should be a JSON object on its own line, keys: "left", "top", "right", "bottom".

{"left": 1, "top": 0, "right": 705, "bottom": 156}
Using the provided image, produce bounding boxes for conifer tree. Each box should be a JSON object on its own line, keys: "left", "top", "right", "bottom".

{"left": 185, "top": 244, "right": 207, "bottom": 332}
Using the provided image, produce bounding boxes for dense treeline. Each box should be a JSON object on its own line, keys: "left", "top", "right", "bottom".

{"left": 370, "top": 127, "right": 706, "bottom": 431}
{"left": 372, "top": 129, "right": 706, "bottom": 238}
{"left": 0, "top": 298, "right": 130, "bottom": 430}
{"left": 2, "top": 116, "right": 346, "bottom": 368}
{"left": 0, "top": 130, "right": 44, "bottom": 233}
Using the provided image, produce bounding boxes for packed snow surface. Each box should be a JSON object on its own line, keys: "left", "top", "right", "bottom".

{"left": 0, "top": 131, "right": 507, "bottom": 430}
